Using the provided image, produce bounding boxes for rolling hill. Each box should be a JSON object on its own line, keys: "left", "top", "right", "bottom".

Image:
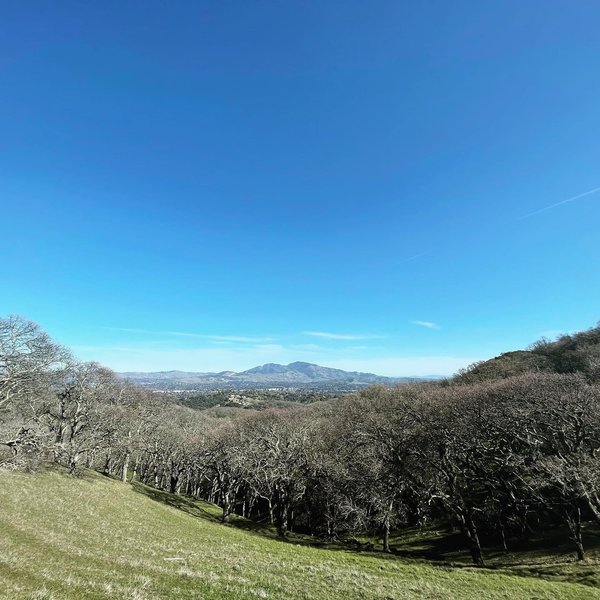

{"left": 0, "top": 468, "right": 598, "bottom": 600}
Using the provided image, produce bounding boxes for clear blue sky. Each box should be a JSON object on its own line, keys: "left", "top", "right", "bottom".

{"left": 2, "top": 1, "right": 600, "bottom": 375}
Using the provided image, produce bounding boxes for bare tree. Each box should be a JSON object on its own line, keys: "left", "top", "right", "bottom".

{"left": 0, "top": 316, "right": 71, "bottom": 465}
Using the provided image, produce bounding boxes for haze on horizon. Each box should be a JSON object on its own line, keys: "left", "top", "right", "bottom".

{"left": 2, "top": 2, "right": 600, "bottom": 377}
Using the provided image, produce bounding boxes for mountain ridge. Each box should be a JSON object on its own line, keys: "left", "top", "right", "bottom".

{"left": 118, "top": 361, "right": 429, "bottom": 390}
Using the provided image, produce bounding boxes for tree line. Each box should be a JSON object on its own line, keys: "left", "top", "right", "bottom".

{"left": 2, "top": 315, "right": 600, "bottom": 566}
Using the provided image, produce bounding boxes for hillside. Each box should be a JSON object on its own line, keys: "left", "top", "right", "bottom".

{"left": 0, "top": 469, "right": 598, "bottom": 600}
{"left": 454, "top": 324, "right": 600, "bottom": 383}
{"left": 119, "top": 361, "right": 414, "bottom": 390}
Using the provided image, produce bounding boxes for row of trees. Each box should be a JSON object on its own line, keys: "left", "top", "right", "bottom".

{"left": 2, "top": 315, "right": 600, "bottom": 566}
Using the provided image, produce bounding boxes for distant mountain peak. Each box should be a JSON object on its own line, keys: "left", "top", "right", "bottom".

{"left": 118, "top": 361, "right": 421, "bottom": 391}
{"left": 242, "top": 363, "right": 289, "bottom": 375}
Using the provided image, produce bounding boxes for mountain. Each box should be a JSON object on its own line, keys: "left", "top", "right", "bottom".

{"left": 119, "top": 361, "right": 420, "bottom": 390}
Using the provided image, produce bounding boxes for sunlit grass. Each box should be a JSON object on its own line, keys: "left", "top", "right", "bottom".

{"left": 0, "top": 468, "right": 598, "bottom": 599}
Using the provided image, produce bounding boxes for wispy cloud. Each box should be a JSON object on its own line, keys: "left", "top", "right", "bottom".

{"left": 401, "top": 253, "right": 426, "bottom": 263}
{"left": 302, "top": 331, "right": 375, "bottom": 340}
{"left": 73, "top": 343, "right": 482, "bottom": 377}
{"left": 412, "top": 320, "right": 440, "bottom": 330}
{"left": 251, "top": 344, "right": 284, "bottom": 352}
{"left": 205, "top": 335, "right": 275, "bottom": 343}
{"left": 318, "top": 356, "right": 482, "bottom": 377}
{"left": 288, "top": 343, "right": 326, "bottom": 352}
{"left": 518, "top": 185, "right": 600, "bottom": 219}
{"left": 106, "top": 327, "right": 274, "bottom": 343}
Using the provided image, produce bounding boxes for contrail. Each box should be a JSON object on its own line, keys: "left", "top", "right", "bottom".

{"left": 518, "top": 186, "right": 600, "bottom": 219}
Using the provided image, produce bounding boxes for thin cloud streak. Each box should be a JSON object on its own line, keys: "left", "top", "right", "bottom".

{"left": 105, "top": 327, "right": 274, "bottom": 343}
{"left": 518, "top": 186, "right": 600, "bottom": 219}
{"left": 73, "top": 343, "right": 481, "bottom": 377}
{"left": 303, "top": 331, "right": 376, "bottom": 340}
{"left": 401, "top": 253, "right": 426, "bottom": 263}
{"left": 205, "top": 335, "right": 276, "bottom": 343}
{"left": 412, "top": 320, "right": 440, "bottom": 330}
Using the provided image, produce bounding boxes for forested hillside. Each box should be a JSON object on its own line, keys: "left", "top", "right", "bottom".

{"left": 2, "top": 315, "right": 600, "bottom": 597}
{"left": 454, "top": 324, "right": 600, "bottom": 383}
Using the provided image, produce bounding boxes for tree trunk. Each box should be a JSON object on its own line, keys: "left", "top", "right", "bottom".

{"left": 68, "top": 452, "right": 79, "bottom": 475}
{"left": 276, "top": 503, "right": 289, "bottom": 537}
{"left": 221, "top": 490, "right": 231, "bottom": 523}
{"left": 140, "top": 458, "right": 149, "bottom": 483}
{"left": 247, "top": 493, "right": 256, "bottom": 518}
{"left": 122, "top": 451, "right": 130, "bottom": 483}
{"left": 275, "top": 488, "right": 290, "bottom": 538}
{"left": 130, "top": 455, "right": 140, "bottom": 483}
{"left": 383, "top": 499, "right": 393, "bottom": 553}
{"left": 267, "top": 498, "right": 274, "bottom": 525}
{"left": 460, "top": 509, "right": 485, "bottom": 566}
{"left": 103, "top": 447, "right": 112, "bottom": 476}
{"left": 498, "top": 513, "right": 509, "bottom": 553}
{"left": 383, "top": 522, "right": 391, "bottom": 553}
{"left": 566, "top": 507, "right": 585, "bottom": 561}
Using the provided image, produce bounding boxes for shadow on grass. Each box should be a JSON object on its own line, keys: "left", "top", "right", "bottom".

{"left": 388, "top": 522, "right": 600, "bottom": 588}
{"left": 130, "top": 480, "right": 600, "bottom": 588}
{"left": 132, "top": 482, "right": 305, "bottom": 542}
{"left": 132, "top": 482, "right": 224, "bottom": 524}
{"left": 131, "top": 481, "right": 384, "bottom": 555}
{"left": 388, "top": 529, "right": 465, "bottom": 561}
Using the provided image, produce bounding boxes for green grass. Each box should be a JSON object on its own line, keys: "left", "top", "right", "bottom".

{"left": 1, "top": 469, "right": 599, "bottom": 600}
{"left": 376, "top": 522, "right": 600, "bottom": 589}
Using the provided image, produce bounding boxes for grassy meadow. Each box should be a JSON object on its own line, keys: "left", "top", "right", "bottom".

{"left": 0, "top": 468, "right": 599, "bottom": 600}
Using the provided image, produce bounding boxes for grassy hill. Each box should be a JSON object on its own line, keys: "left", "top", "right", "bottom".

{"left": 453, "top": 324, "right": 600, "bottom": 384}
{"left": 1, "top": 470, "right": 599, "bottom": 599}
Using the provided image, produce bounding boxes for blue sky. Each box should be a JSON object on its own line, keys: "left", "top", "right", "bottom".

{"left": 1, "top": 1, "right": 600, "bottom": 375}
